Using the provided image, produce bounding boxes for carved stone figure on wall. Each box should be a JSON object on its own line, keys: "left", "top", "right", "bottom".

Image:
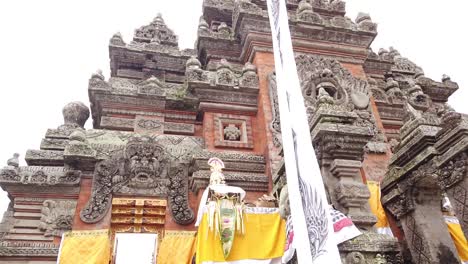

{"left": 80, "top": 135, "right": 194, "bottom": 225}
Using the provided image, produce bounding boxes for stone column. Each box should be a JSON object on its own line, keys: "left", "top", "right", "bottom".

{"left": 384, "top": 176, "right": 459, "bottom": 263}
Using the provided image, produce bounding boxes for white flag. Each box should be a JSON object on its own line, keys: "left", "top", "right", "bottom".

{"left": 265, "top": 1, "right": 342, "bottom": 263}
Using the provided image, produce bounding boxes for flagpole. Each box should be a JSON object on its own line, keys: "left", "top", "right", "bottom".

{"left": 265, "top": 0, "right": 342, "bottom": 263}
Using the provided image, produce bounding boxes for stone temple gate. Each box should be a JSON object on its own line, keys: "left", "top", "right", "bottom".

{"left": 0, "top": 0, "right": 466, "bottom": 263}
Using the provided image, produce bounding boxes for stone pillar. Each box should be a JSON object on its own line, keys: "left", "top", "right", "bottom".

{"left": 382, "top": 162, "right": 459, "bottom": 264}
{"left": 330, "top": 159, "right": 376, "bottom": 229}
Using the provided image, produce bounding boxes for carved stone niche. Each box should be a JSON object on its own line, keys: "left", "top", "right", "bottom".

{"left": 80, "top": 135, "right": 195, "bottom": 225}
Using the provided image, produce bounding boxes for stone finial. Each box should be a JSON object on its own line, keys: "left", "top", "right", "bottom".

{"left": 217, "top": 59, "right": 232, "bottom": 71}
{"left": 110, "top": 32, "right": 125, "bottom": 46}
{"left": 91, "top": 69, "right": 104, "bottom": 81}
{"left": 198, "top": 17, "right": 209, "bottom": 32}
{"left": 442, "top": 74, "right": 451, "bottom": 82}
{"left": 7, "top": 153, "right": 19, "bottom": 168}
{"left": 62, "top": 102, "right": 90, "bottom": 128}
{"left": 217, "top": 22, "right": 231, "bottom": 37}
{"left": 153, "top": 13, "right": 164, "bottom": 24}
{"left": 388, "top": 46, "right": 401, "bottom": 58}
{"left": 134, "top": 13, "right": 178, "bottom": 46}
{"left": 355, "top": 12, "right": 372, "bottom": 24}
{"left": 242, "top": 62, "right": 257, "bottom": 74}
{"left": 208, "top": 157, "right": 225, "bottom": 185}
{"left": 186, "top": 56, "right": 202, "bottom": 70}
{"left": 298, "top": 0, "right": 313, "bottom": 14}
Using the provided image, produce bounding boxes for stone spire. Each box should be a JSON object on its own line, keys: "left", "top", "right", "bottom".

{"left": 133, "top": 13, "right": 178, "bottom": 47}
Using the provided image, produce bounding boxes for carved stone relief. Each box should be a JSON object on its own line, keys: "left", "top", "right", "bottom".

{"left": 39, "top": 200, "right": 77, "bottom": 237}
{"left": 80, "top": 135, "right": 196, "bottom": 225}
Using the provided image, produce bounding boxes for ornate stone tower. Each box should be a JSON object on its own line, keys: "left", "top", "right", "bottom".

{"left": 0, "top": 0, "right": 465, "bottom": 263}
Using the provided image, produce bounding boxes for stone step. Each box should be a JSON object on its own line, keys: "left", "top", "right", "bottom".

{"left": 14, "top": 204, "right": 43, "bottom": 211}
{"left": 14, "top": 212, "right": 42, "bottom": 218}
{"left": 9, "top": 228, "right": 43, "bottom": 234}
{"left": 5, "top": 234, "right": 53, "bottom": 241}
{"left": 13, "top": 219, "right": 40, "bottom": 228}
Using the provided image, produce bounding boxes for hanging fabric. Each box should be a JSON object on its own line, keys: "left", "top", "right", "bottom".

{"left": 57, "top": 229, "right": 111, "bottom": 264}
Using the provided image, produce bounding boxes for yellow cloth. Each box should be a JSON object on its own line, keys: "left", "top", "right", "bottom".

{"left": 446, "top": 218, "right": 468, "bottom": 262}
{"left": 196, "top": 212, "right": 286, "bottom": 263}
{"left": 367, "top": 181, "right": 390, "bottom": 228}
{"left": 157, "top": 231, "right": 197, "bottom": 264}
{"left": 58, "top": 229, "right": 111, "bottom": 264}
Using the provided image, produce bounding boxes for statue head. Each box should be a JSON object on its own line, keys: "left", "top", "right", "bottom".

{"left": 124, "top": 136, "right": 167, "bottom": 189}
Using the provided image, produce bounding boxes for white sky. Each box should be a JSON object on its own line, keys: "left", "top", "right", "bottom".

{"left": 0, "top": 0, "right": 467, "bottom": 217}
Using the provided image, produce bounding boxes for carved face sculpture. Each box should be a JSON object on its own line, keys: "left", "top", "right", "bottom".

{"left": 408, "top": 85, "right": 430, "bottom": 110}
{"left": 124, "top": 136, "right": 167, "bottom": 189}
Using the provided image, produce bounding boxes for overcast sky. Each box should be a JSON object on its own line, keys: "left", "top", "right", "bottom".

{"left": 0, "top": 0, "right": 467, "bottom": 216}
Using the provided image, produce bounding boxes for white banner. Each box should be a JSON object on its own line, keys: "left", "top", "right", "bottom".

{"left": 265, "top": 1, "right": 342, "bottom": 263}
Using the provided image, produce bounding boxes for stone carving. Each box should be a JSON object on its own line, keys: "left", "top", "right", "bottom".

{"left": 439, "top": 152, "right": 467, "bottom": 190}
{"left": 312, "top": 0, "right": 346, "bottom": 13}
{"left": 110, "top": 32, "right": 125, "bottom": 46}
{"left": 216, "top": 59, "right": 235, "bottom": 86}
{"left": 134, "top": 14, "right": 178, "bottom": 47}
{"left": 345, "top": 252, "right": 366, "bottom": 264}
{"left": 62, "top": 101, "right": 90, "bottom": 129}
{"left": 296, "top": 54, "right": 371, "bottom": 111}
{"left": 355, "top": 12, "right": 377, "bottom": 32}
{"left": 39, "top": 200, "right": 77, "bottom": 237}
{"left": 6, "top": 154, "right": 19, "bottom": 168}
{"left": 164, "top": 122, "right": 195, "bottom": 135}
{"left": 168, "top": 165, "right": 195, "bottom": 225}
{"left": 138, "top": 76, "right": 166, "bottom": 96}
{"left": 224, "top": 124, "right": 241, "bottom": 141}
{"left": 0, "top": 241, "right": 59, "bottom": 257}
{"left": 115, "top": 136, "right": 170, "bottom": 195}
{"left": 239, "top": 62, "right": 259, "bottom": 88}
{"left": 268, "top": 73, "right": 282, "bottom": 147}
{"left": 296, "top": 0, "right": 323, "bottom": 25}
{"left": 80, "top": 135, "right": 194, "bottom": 225}
{"left": 137, "top": 119, "right": 163, "bottom": 130}
{"left": 0, "top": 166, "right": 81, "bottom": 186}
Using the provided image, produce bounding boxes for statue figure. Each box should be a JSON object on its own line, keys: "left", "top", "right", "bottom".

{"left": 208, "top": 157, "right": 225, "bottom": 185}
